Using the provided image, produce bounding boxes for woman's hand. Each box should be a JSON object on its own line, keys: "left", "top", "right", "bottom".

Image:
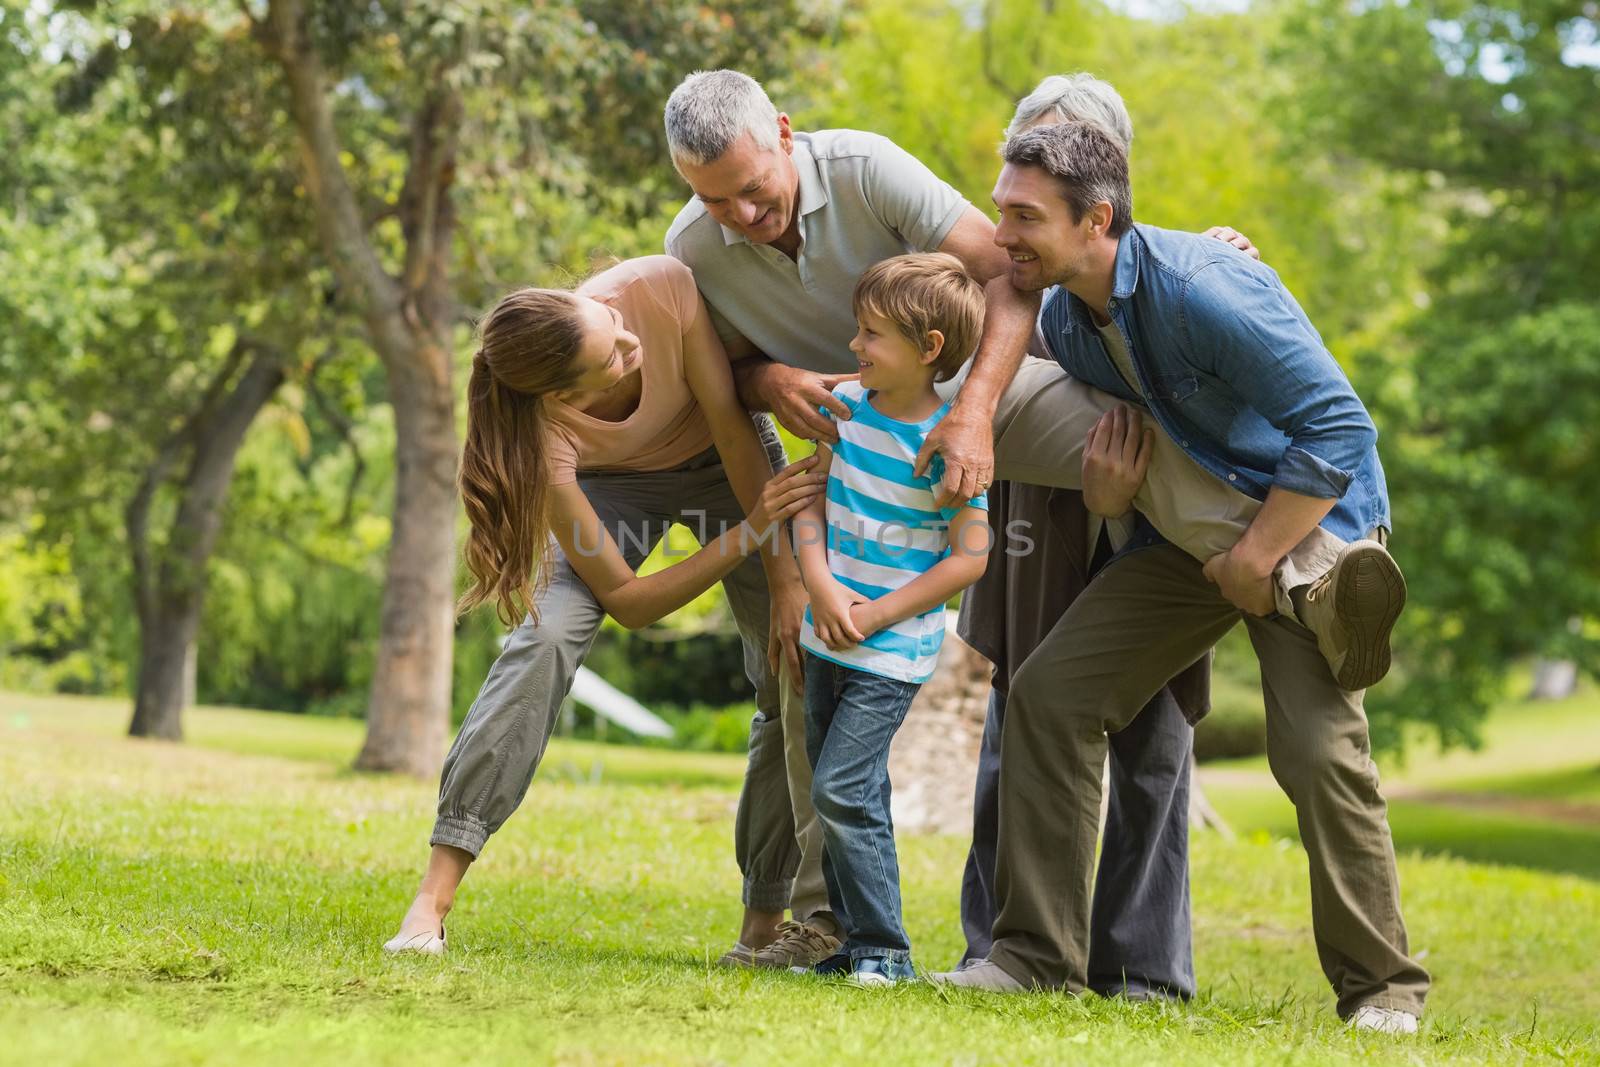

{"left": 743, "top": 456, "right": 825, "bottom": 553}
{"left": 811, "top": 575, "right": 868, "bottom": 651}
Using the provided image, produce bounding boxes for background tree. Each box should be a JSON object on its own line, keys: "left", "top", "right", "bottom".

{"left": 1281, "top": 0, "right": 1600, "bottom": 749}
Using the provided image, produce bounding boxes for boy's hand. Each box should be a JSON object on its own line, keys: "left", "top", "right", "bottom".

{"left": 847, "top": 599, "right": 888, "bottom": 643}
{"left": 811, "top": 576, "right": 868, "bottom": 651}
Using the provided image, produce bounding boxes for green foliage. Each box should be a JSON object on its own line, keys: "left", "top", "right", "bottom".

{"left": 1279, "top": 0, "right": 1600, "bottom": 750}
{"left": 0, "top": 0, "right": 833, "bottom": 723}
{"left": 642, "top": 700, "right": 757, "bottom": 754}
{"left": 4, "top": 0, "right": 1596, "bottom": 757}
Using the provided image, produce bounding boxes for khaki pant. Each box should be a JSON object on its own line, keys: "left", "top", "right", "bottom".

{"left": 986, "top": 357, "right": 1344, "bottom": 603}
{"left": 986, "top": 543, "right": 1429, "bottom": 1017}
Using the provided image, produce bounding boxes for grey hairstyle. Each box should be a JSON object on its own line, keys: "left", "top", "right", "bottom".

{"left": 1005, "top": 73, "right": 1134, "bottom": 151}
{"left": 664, "top": 69, "right": 781, "bottom": 168}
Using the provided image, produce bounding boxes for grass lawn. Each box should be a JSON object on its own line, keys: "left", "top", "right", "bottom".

{"left": 2, "top": 691, "right": 1598, "bottom": 1066}
{"left": 1203, "top": 685, "right": 1600, "bottom": 881}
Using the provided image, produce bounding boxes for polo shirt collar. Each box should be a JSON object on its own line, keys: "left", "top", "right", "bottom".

{"left": 719, "top": 135, "right": 829, "bottom": 247}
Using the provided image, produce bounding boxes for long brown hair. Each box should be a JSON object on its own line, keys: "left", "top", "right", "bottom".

{"left": 457, "top": 287, "right": 588, "bottom": 627}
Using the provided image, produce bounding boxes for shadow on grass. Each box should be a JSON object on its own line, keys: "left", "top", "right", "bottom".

{"left": 1208, "top": 786, "right": 1600, "bottom": 882}
{"left": 1385, "top": 801, "right": 1600, "bottom": 881}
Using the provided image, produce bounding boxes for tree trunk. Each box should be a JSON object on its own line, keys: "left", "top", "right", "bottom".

{"left": 262, "top": 0, "right": 462, "bottom": 776}
{"left": 353, "top": 341, "right": 458, "bottom": 775}
{"left": 128, "top": 348, "right": 285, "bottom": 739}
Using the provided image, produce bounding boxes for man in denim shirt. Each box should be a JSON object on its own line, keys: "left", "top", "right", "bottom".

{"left": 934, "top": 122, "right": 1430, "bottom": 1032}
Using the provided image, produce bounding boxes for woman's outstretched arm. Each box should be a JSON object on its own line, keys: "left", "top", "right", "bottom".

{"left": 549, "top": 466, "right": 820, "bottom": 631}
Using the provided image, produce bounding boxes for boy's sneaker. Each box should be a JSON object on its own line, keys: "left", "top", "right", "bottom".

{"left": 795, "top": 951, "right": 852, "bottom": 977}
{"left": 851, "top": 955, "right": 917, "bottom": 987}
{"left": 1349, "top": 1005, "right": 1419, "bottom": 1034}
{"left": 748, "top": 920, "right": 841, "bottom": 970}
{"left": 1293, "top": 539, "right": 1406, "bottom": 691}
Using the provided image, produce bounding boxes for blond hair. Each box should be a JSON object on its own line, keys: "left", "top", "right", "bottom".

{"left": 851, "top": 253, "right": 985, "bottom": 382}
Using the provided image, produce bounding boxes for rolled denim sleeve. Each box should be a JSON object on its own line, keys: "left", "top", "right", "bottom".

{"left": 1179, "top": 263, "right": 1377, "bottom": 499}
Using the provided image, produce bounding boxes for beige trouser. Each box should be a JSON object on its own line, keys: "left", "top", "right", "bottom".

{"left": 987, "top": 357, "right": 1346, "bottom": 607}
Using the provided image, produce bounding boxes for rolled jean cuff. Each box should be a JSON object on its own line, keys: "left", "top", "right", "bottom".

{"left": 849, "top": 946, "right": 911, "bottom": 964}
{"left": 431, "top": 814, "right": 489, "bottom": 859}
{"left": 743, "top": 876, "right": 792, "bottom": 913}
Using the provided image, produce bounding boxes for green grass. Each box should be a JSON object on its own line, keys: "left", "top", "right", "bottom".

{"left": 1201, "top": 684, "right": 1600, "bottom": 881}
{"left": 3, "top": 691, "right": 1598, "bottom": 1066}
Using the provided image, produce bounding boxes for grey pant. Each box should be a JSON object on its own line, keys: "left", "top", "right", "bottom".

{"left": 432, "top": 442, "right": 818, "bottom": 914}
{"left": 960, "top": 684, "right": 1196, "bottom": 999}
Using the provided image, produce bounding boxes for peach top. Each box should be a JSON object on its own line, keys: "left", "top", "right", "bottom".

{"left": 544, "top": 256, "right": 715, "bottom": 486}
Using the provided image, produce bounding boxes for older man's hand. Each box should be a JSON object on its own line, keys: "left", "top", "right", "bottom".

{"left": 913, "top": 400, "right": 994, "bottom": 510}
{"left": 1202, "top": 225, "right": 1261, "bottom": 261}
{"left": 740, "top": 360, "right": 857, "bottom": 443}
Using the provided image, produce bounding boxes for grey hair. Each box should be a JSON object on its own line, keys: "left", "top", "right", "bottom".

{"left": 1005, "top": 73, "right": 1134, "bottom": 152}
{"left": 1002, "top": 122, "right": 1134, "bottom": 237}
{"left": 663, "top": 69, "right": 781, "bottom": 168}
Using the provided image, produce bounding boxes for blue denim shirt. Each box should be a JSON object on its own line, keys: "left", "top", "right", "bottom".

{"left": 1040, "top": 224, "right": 1390, "bottom": 543}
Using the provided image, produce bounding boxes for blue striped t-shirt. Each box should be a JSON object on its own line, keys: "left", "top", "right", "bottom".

{"left": 799, "top": 382, "right": 988, "bottom": 683}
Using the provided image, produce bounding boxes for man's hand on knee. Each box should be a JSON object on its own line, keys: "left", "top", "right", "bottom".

{"left": 1203, "top": 548, "right": 1277, "bottom": 616}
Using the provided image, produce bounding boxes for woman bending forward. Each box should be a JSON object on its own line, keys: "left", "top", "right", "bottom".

{"left": 385, "top": 255, "right": 822, "bottom": 955}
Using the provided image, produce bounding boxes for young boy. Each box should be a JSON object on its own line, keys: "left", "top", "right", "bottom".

{"left": 794, "top": 253, "right": 992, "bottom": 986}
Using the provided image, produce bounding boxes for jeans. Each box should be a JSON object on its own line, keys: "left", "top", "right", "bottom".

{"left": 804, "top": 654, "right": 920, "bottom": 962}
{"left": 960, "top": 687, "right": 1197, "bottom": 998}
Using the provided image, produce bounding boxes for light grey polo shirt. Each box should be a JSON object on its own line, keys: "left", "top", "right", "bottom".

{"left": 664, "top": 129, "right": 969, "bottom": 375}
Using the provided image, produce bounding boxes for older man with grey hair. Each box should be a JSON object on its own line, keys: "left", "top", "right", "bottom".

{"left": 661, "top": 68, "right": 1257, "bottom": 979}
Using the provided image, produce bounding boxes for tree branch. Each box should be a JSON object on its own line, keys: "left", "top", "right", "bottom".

{"left": 261, "top": 0, "right": 398, "bottom": 322}
{"left": 124, "top": 340, "right": 250, "bottom": 622}
{"left": 304, "top": 345, "right": 367, "bottom": 527}
{"left": 398, "top": 81, "right": 465, "bottom": 332}
{"left": 979, "top": 0, "right": 1030, "bottom": 103}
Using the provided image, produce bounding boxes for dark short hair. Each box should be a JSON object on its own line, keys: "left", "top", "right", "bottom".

{"left": 1001, "top": 121, "right": 1133, "bottom": 237}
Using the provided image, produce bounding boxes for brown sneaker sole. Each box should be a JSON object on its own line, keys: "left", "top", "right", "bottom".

{"left": 1332, "top": 542, "right": 1407, "bottom": 690}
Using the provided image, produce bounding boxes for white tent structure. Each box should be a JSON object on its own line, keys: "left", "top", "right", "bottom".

{"left": 569, "top": 666, "right": 674, "bottom": 739}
